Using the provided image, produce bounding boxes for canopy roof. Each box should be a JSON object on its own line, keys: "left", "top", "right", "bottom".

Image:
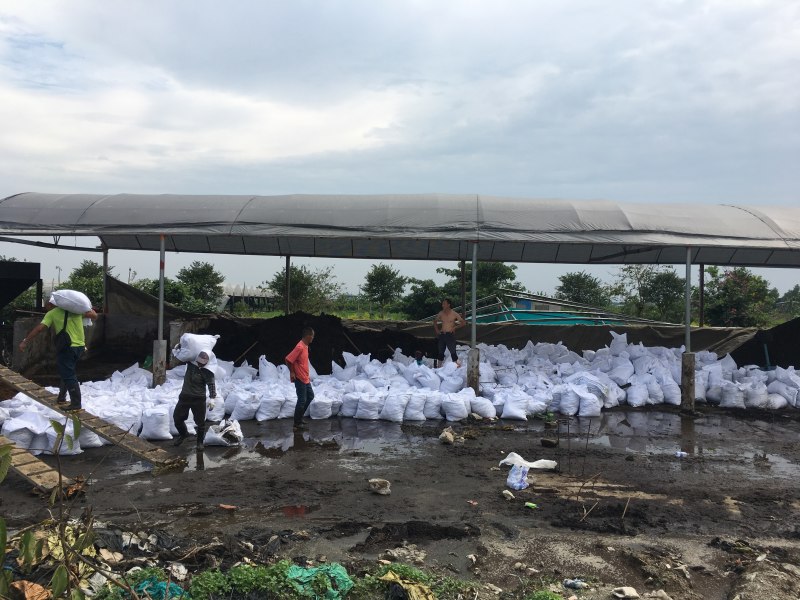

{"left": 2, "top": 193, "right": 799, "bottom": 266}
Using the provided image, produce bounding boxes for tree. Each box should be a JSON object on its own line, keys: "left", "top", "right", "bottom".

{"left": 59, "top": 260, "right": 113, "bottom": 307}
{"left": 362, "top": 263, "right": 407, "bottom": 318}
{"left": 401, "top": 278, "right": 444, "bottom": 320}
{"left": 554, "top": 271, "right": 611, "bottom": 307}
{"left": 261, "top": 265, "right": 343, "bottom": 314}
{"left": 641, "top": 269, "right": 686, "bottom": 322}
{"left": 176, "top": 261, "right": 225, "bottom": 311}
{"left": 703, "top": 266, "right": 778, "bottom": 327}
{"left": 437, "top": 262, "right": 525, "bottom": 308}
{"left": 777, "top": 285, "right": 800, "bottom": 320}
{"left": 610, "top": 265, "right": 686, "bottom": 321}
{"left": 132, "top": 278, "right": 191, "bottom": 307}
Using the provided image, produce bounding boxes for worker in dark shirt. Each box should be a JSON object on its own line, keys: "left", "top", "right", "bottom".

{"left": 173, "top": 351, "right": 216, "bottom": 448}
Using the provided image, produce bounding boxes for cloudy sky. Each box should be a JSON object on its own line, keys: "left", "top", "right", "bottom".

{"left": 1, "top": 0, "right": 798, "bottom": 295}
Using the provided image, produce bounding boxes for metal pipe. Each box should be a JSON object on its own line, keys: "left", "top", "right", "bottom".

{"left": 460, "top": 260, "right": 466, "bottom": 314}
{"left": 285, "top": 255, "right": 291, "bottom": 315}
{"left": 158, "top": 234, "right": 165, "bottom": 341}
{"left": 102, "top": 242, "right": 109, "bottom": 314}
{"left": 699, "top": 263, "right": 705, "bottom": 327}
{"left": 685, "top": 247, "right": 691, "bottom": 352}
{"left": 471, "top": 243, "right": 478, "bottom": 347}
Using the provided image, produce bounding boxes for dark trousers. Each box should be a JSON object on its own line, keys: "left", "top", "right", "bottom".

{"left": 436, "top": 332, "right": 458, "bottom": 362}
{"left": 174, "top": 393, "right": 206, "bottom": 437}
{"left": 56, "top": 346, "right": 84, "bottom": 388}
{"left": 293, "top": 381, "right": 314, "bottom": 424}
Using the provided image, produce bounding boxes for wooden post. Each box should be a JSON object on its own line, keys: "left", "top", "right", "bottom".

{"left": 681, "top": 352, "right": 695, "bottom": 411}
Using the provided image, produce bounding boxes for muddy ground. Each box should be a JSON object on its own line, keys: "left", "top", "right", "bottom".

{"left": 2, "top": 404, "right": 799, "bottom": 599}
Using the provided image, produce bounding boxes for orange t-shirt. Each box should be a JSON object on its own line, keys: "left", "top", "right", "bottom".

{"left": 285, "top": 340, "right": 310, "bottom": 384}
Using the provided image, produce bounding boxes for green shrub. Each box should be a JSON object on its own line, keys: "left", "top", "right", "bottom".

{"left": 189, "top": 569, "right": 231, "bottom": 600}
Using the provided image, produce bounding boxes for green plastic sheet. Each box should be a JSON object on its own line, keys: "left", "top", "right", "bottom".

{"left": 286, "top": 563, "right": 354, "bottom": 599}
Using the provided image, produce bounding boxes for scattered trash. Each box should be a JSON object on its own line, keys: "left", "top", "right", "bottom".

{"left": 485, "top": 582, "right": 503, "bottom": 595}
{"left": 524, "top": 502, "right": 539, "bottom": 510}
{"left": 563, "top": 578, "right": 590, "bottom": 589}
{"left": 611, "top": 586, "right": 641, "bottom": 598}
{"left": 9, "top": 581, "right": 50, "bottom": 600}
{"left": 218, "top": 503, "right": 238, "bottom": 511}
{"left": 135, "top": 577, "right": 187, "bottom": 600}
{"left": 439, "top": 426, "right": 456, "bottom": 444}
{"left": 675, "top": 451, "right": 689, "bottom": 458}
{"left": 368, "top": 478, "right": 391, "bottom": 495}
{"left": 467, "top": 554, "right": 477, "bottom": 565}
{"left": 499, "top": 452, "right": 557, "bottom": 491}
{"left": 466, "top": 500, "right": 478, "bottom": 506}
{"left": 383, "top": 542, "right": 427, "bottom": 565}
{"left": 167, "top": 563, "right": 188, "bottom": 581}
{"left": 286, "top": 563, "right": 354, "bottom": 599}
{"left": 674, "top": 565, "right": 690, "bottom": 579}
{"left": 643, "top": 591, "right": 674, "bottom": 600}
{"left": 756, "top": 553, "right": 767, "bottom": 562}
{"left": 502, "top": 490, "right": 515, "bottom": 501}
{"left": 379, "top": 570, "right": 436, "bottom": 600}
{"left": 98, "top": 548, "right": 124, "bottom": 564}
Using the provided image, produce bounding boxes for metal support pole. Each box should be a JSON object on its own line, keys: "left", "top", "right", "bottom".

{"left": 459, "top": 260, "right": 466, "bottom": 314}
{"left": 471, "top": 244, "right": 477, "bottom": 347}
{"left": 684, "top": 247, "right": 691, "bottom": 352}
{"left": 158, "top": 235, "right": 165, "bottom": 341}
{"left": 153, "top": 234, "right": 167, "bottom": 387}
{"left": 467, "top": 243, "right": 479, "bottom": 395}
{"left": 699, "top": 263, "right": 705, "bottom": 327}
{"left": 285, "top": 255, "right": 291, "bottom": 315}
{"left": 35, "top": 279, "right": 43, "bottom": 310}
{"left": 102, "top": 243, "right": 109, "bottom": 314}
{"left": 681, "top": 247, "right": 695, "bottom": 411}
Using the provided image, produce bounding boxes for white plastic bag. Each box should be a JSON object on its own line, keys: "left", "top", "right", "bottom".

{"left": 499, "top": 452, "right": 557, "bottom": 490}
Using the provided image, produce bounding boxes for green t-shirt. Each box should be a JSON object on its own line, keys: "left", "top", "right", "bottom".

{"left": 41, "top": 307, "right": 86, "bottom": 347}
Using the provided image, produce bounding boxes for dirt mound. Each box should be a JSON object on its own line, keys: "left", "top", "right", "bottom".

{"left": 731, "top": 316, "right": 800, "bottom": 369}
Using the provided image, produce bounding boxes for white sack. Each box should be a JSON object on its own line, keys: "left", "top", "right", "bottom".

{"left": 470, "top": 396, "right": 497, "bottom": 419}
{"left": 380, "top": 392, "right": 410, "bottom": 423}
{"left": 403, "top": 391, "right": 428, "bottom": 421}
{"left": 50, "top": 289, "right": 92, "bottom": 314}
{"left": 172, "top": 333, "right": 219, "bottom": 363}
{"left": 140, "top": 407, "right": 173, "bottom": 441}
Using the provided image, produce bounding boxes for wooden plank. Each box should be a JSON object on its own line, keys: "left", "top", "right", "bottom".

{"left": 0, "top": 365, "right": 185, "bottom": 471}
{"left": 0, "top": 434, "right": 74, "bottom": 492}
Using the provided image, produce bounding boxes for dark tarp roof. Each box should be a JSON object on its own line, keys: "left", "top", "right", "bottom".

{"left": 2, "top": 193, "right": 799, "bottom": 266}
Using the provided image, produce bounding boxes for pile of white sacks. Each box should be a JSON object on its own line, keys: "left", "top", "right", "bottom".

{"left": 1, "top": 331, "right": 799, "bottom": 456}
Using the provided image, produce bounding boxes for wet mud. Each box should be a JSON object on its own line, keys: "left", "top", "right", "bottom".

{"left": 2, "top": 406, "right": 799, "bottom": 598}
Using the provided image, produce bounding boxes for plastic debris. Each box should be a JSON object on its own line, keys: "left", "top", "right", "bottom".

{"left": 612, "top": 586, "right": 641, "bottom": 598}
{"left": 368, "top": 478, "right": 391, "bottom": 495}
{"left": 524, "top": 502, "right": 539, "bottom": 510}
{"left": 134, "top": 577, "right": 186, "bottom": 600}
{"left": 286, "top": 563, "right": 354, "bottom": 599}
{"left": 563, "top": 578, "right": 590, "bottom": 589}
{"left": 502, "top": 490, "right": 515, "bottom": 500}
{"left": 379, "top": 570, "right": 436, "bottom": 600}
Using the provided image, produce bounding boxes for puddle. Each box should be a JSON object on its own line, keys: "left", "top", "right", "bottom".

{"left": 573, "top": 410, "right": 800, "bottom": 479}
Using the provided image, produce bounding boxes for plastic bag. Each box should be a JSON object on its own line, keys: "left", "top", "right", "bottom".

{"left": 499, "top": 452, "right": 558, "bottom": 491}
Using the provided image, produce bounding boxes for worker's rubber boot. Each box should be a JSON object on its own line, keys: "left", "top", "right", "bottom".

{"left": 56, "top": 385, "right": 68, "bottom": 404}
{"left": 196, "top": 426, "right": 205, "bottom": 449}
{"left": 65, "top": 384, "right": 82, "bottom": 411}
